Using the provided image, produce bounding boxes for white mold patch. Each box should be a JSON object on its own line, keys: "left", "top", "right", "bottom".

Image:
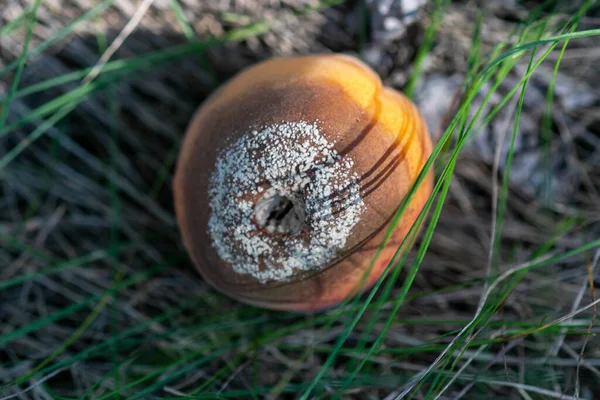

{"left": 207, "top": 121, "right": 365, "bottom": 283}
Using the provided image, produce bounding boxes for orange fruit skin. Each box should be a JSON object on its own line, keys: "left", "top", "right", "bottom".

{"left": 174, "top": 54, "right": 433, "bottom": 311}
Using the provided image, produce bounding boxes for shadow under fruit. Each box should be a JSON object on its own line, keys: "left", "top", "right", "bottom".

{"left": 174, "top": 54, "right": 433, "bottom": 311}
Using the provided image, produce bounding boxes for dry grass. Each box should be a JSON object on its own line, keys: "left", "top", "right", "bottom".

{"left": 1, "top": 0, "right": 599, "bottom": 398}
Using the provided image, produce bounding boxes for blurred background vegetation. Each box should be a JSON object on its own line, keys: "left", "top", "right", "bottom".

{"left": 1, "top": 0, "right": 599, "bottom": 398}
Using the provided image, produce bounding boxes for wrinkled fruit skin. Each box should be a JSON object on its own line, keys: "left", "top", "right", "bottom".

{"left": 174, "top": 54, "right": 433, "bottom": 312}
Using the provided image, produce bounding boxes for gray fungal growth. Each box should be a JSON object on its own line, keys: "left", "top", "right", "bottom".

{"left": 207, "top": 121, "right": 365, "bottom": 283}
{"left": 254, "top": 188, "right": 306, "bottom": 235}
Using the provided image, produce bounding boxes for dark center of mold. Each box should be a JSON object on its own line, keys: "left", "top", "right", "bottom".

{"left": 254, "top": 190, "right": 305, "bottom": 235}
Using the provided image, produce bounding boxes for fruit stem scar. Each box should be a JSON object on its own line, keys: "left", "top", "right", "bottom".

{"left": 254, "top": 189, "right": 306, "bottom": 235}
